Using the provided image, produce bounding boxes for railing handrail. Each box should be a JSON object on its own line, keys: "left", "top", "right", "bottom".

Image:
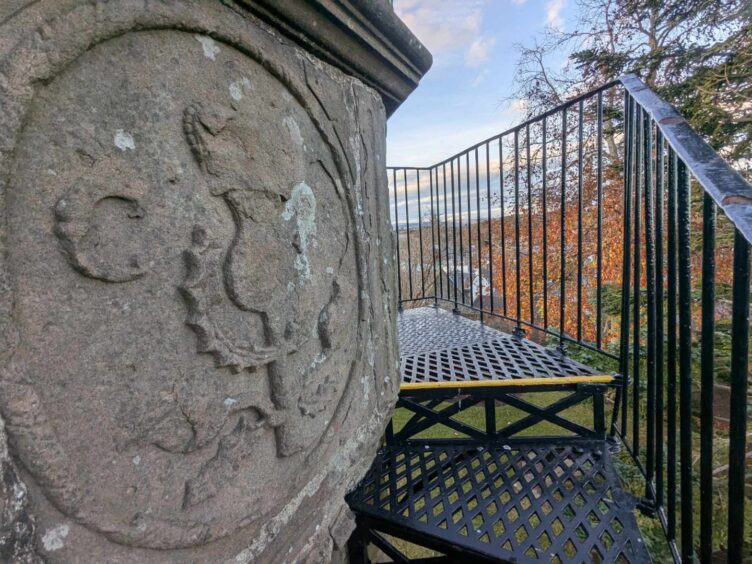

{"left": 620, "top": 74, "right": 752, "bottom": 244}
{"left": 389, "top": 73, "right": 752, "bottom": 244}
{"left": 389, "top": 79, "right": 620, "bottom": 171}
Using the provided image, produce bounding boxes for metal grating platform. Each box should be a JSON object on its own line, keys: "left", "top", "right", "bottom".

{"left": 399, "top": 307, "right": 601, "bottom": 385}
{"left": 347, "top": 442, "right": 650, "bottom": 563}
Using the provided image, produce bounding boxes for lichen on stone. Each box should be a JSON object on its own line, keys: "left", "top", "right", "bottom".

{"left": 0, "top": 415, "right": 42, "bottom": 563}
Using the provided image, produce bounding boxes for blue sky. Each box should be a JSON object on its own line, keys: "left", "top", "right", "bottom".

{"left": 388, "top": 0, "right": 573, "bottom": 167}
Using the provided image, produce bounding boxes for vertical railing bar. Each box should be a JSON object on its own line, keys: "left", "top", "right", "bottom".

{"left": 542, "top": 117, "right": 549, "bottom": 330}
{"left": 457, "top": 156, "right": 465, "bottom": 306}
{"left": 596, "top": 91, "right": 604, "bottom": 348}
{"left": 666, "top": 147, "right": 678, "bottom": 542}
{"left": 559, "top": 107, "right": 567, "bottom": 350}
{"left": 429, "top": 167, "right": 439, "bottom": 305}
{"left": 403, "top": 168, "right": 414, "bottom": 301}
{"left": 499, "top": 139, "right": 508, "bottom": 316}
{"left": 514, "top": 129, "right": 522, "bottom": 332}
{"left": 644, "top": 112, "right": 656, "bottom": 496}
{"left": 443, "top": 163, "right": 450, "bottom": 302}
{"left": 677, "top": 158, "right": 693, "bottom": 563}
{"left": 417, "top": 169, "right": 426, "bottom": 299}
{"left": 476, "top": 147, "right": 484, "bottom": 319}
{"left": 467, "top": 151, "right": 474, "bottom": 310}
{"left": 450, "top": 159, "right": 459, "bottom": 310}
{"left": 655, "top": 130, "right": 665, "bottom": 508}
{"left": 393, "top": 168, "right": 402, "bottom": 305}
{"left": 577, "top": 99, "right": 584, "bottom": 342}
{"left": 727, "top": 230, "right": 750, "bottom": 564}
{"left": 526, "top": 124, "right": 535, "bottom": 326}
{"left": 699, "top": 192, "right": 715, "bottom": 564}
{"left": 632, "top": 106, "right": 643, "bottom": 459}
{"left": 486, "top": 142, "right": 494, "bottom": 314}
{"left": 619, "top": 94, "right": 633, "bottom": 441}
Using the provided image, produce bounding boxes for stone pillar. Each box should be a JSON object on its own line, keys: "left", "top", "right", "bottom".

{"left": 0, "top": 1, "right": 430, "bottom": 562}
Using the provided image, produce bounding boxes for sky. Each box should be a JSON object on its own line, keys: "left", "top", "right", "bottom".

{"left": 388, "top": 0, "right": 575, "bottom": 167}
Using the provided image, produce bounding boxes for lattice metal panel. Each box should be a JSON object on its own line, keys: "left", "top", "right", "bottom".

{"left": 398, "top": 307, "right": 496, "bottom": 357}
{"left": 399, "top": 308, "right": 598, "bottom": 384}
{"left": 347, "top": 442, "right": 650, "bottom": 563}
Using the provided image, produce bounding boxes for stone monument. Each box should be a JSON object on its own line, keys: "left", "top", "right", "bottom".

{"left": 0, "top": 1, "right": 430, "bottom": 562}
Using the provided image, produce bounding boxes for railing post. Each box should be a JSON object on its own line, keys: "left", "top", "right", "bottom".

{"left": 431, "top": 167, "right": 441, "bottom": 305}
{"left": 699, "top": 193, "right": 715, "bottom": 563}
{"left": 416, "top": 169, "right": 425, "bottom": 300}
{"left": 443, "top": 163, "right": 450, "bottom": 305}
{"left": 654, "top": 129, "right": 665, "bottom": 510}
{"left": 403, "top": 168, "right": 413, "bottom": 302}
{"left": 475, "top": 148, "right": 483, "bottom": 320}
{"left": 393, "top": 168, "right": 402, "bottom": 310}
{"left": 617, "top": 93, "right": 633, "bottom": 441}
{"left": 450, "top": 159, "right": 459, "bottom": 312}
{"left": 677, "top": 158, "right": 694, "bottom": 563}
{"left": 467, "top": 152, "right": 473, "bottom": 311}
{"left": 542, "top": 117, "right": 549, "bottom": 331}
{"left": 558, "top": 106, "right": 567, "bottom": 355}
{"left": 727, "top": 231, "right": 750, "bottom": 564}
{"left": 644, "top": 109, "right": 656, "bottom": 504}
{"left": 514, "top": 128, "right": 523, "bottom": 338}
{"left": 632, "top": 107, "right": 643, "bottom": 458}
{"left": 526, "top": 124, "right": 535, "bottom": 328}
{"left": 485, "top": 142, "right": 494, "bottom": 315}
{"left": 666, "top": 147, "right": 678, "bottom": 543}
{"left": 499, "top": 139, "right": 508, "bottom": 316}
{"left": 596, "top": 91, "right": 603, "bottom": 349}
{"left": 576, "top": 100, "right": 584, "bottom": 343}
{"left": 458, "top": 155, "right": 465, "bottom": 306}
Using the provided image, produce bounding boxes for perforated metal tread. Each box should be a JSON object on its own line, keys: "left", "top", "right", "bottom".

{"left": 399, "top": 307, "right": 600, "bottom": 385}
{"left": 347, "top": 442, "right": 650, "bottom": 563}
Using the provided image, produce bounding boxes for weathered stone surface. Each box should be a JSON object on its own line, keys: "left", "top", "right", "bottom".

{"left": 234, "top": 0, "right": 433, "bottom": 115}
{"left": 0, "top": 1, "right": 403, "bottom": 561}
{"left": 0, "top": 415, "right": 42, "bottom": 563}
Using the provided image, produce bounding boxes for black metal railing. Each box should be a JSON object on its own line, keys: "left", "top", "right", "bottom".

{"left": 388, "top": 74, "right": 752, "bottom": 562}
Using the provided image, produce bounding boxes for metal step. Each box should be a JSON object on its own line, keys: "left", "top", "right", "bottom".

{"left": 347, "top": 442, "right": 650, "bottom": 563}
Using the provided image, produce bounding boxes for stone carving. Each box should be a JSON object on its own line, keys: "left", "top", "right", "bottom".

{"left": 181, "top": 224, "right": 283, "bottom": 371}
{"left": 54, "top": 168, "right": 148, "bottom": 283}
{"left": 0, "top": 1, "right": 399, "bottom": 562}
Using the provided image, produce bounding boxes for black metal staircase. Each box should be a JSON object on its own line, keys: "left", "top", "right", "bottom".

{"left": 346, "top": 74, "right": 752, "bottom": 562}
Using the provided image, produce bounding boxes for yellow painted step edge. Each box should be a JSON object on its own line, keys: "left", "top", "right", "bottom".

{"left": 400, "top": 375, "right": 615, "bottom": 391}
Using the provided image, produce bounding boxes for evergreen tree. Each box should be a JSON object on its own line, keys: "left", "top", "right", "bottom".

{"left": 509, "top": 0, "right": 751, "bottom": 175}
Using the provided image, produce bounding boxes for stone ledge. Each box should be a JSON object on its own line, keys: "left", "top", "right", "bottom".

{"left": 233, "top": 0, "right": 432, "bottom": 114}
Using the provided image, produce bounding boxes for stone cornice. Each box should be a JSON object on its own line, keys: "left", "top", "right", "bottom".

{"left": 232, "top": 0, "right": 432, "bottom": 115}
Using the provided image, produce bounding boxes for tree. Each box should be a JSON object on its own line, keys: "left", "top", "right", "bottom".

{"left": 508, "top": 0, "right": 751, "bottom": 176}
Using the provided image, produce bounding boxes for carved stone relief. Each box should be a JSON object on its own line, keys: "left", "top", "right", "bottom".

{"left": 0, "top": 1, "right": 398, "bottom": 562}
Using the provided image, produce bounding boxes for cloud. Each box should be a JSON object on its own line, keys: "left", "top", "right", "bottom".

{"left": 472, "top": 69, "right": 490, "bottom": 87}
{"left": 394, "top": 0, "right": 495, "bottom": 67}
{"left": 510, "top": 0, "right": 528, "bottom": 4}
{"left": 387, "top": 103, "right": 526, "bottom": 168}
{"left": 545, "top": 0, "right": 566, "bottom": 28}
{"left": 466, "top": 36, "right": 496, "bottom": 67}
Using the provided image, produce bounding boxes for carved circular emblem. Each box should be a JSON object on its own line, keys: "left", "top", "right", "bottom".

{"left": 0, "top": 15, "right": 369, "bottom": 551}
